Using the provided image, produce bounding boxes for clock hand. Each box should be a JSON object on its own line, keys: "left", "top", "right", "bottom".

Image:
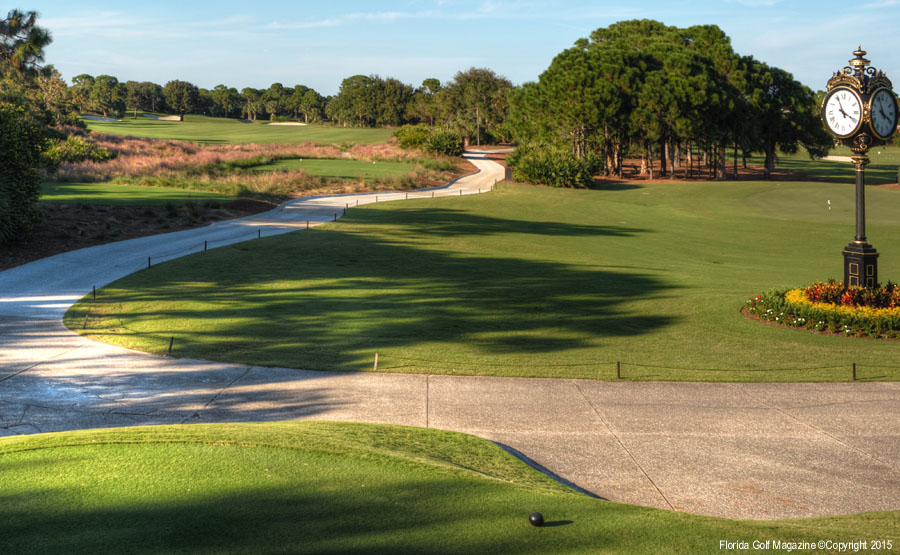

{"left": 835, "top": 98, "right": 849, "bottom": 119}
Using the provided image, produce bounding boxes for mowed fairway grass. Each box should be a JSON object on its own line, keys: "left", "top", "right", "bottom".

{"left": 67, "top": 180, "right": 900, "bottom": 381}
{"left": 252, "top": 157, "right": 417, "bottom": 178}
{"left": 41, "top": 182, "right": 236, "bottom": 205}
{"left": 84, "top": 114, "right": 394, "bottom": 144}
{"left": 1, "top": 422, "right": 895, "bottom": 555}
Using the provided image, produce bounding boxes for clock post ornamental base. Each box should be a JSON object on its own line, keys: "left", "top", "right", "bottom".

{"left": 842, "top": 242, "right": 878, "bottom": 288}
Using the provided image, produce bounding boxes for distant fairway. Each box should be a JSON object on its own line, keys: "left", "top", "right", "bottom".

{"left": 748, "top": 145, "right": 900, "bottom": 185}
{"left": 68, "top": 179, "right": 900, "bottom": 381}
{"left": 83, "top": 114, "right": 394, "bottom": 145}
{"left": 1, "top": 422, "right": 894, "bottom": 555}
{"left": 253, "top": 158, "right": 416, "bottom": 178}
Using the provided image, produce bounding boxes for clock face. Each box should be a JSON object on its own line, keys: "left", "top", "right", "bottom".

{"left": 868, "top": 88, "right": 899, "bottom": 139}
{"left": 823, "top": 88, "right": 863, "bottom": 138}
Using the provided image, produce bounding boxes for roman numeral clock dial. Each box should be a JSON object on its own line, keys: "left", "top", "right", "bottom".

{"left": 868, "top": 88, "right": 899, "bottom": 140}
{"left": 823, "top": 88, "right": 863, "bottom": 138}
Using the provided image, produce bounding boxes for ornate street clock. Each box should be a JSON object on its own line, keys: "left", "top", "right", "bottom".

{"left": 821, "top": 47, "right": 899, "bottom": 288}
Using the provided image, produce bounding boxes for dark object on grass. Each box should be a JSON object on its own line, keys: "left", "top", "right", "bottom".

{"left": 529, "top": 512, "right": 544, "bottom": 527}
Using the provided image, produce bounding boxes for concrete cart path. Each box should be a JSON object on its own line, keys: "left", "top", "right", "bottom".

{"left": 2, "top": 151, "right": 899, "bottom": 521}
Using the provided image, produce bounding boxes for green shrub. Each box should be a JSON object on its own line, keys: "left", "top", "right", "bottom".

{"left": 45, "top": 135, "right": 116, "bottom": 164}
{"left": 0, "top": 102, "right": 47, "bottom": 243}
{"left": 509, "top": 146, "right": 600, "bottom": 188}
{"left": 393, "top": 124, "right": 433, "bottom": 149}
{"left": 424, "top": 130, "right": 464, "bottom": 157}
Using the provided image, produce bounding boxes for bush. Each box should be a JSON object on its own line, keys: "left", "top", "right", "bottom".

{"left": 424, "top": 130, "right": 464, "bottom": 157}
{"left": 0, "top": 102, "right": 47, "bottom": 243}
{"left": 393, "top": 124, "right": 433, "bottom": 149}
{"left": 45, "top": 135, "right": 116, "bottom": 165}
{"left": 508, "top": 146, "right": 600, "bottom": 188}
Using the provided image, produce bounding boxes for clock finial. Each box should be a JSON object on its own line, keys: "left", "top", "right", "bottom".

{"left": 849, "top": 46, "right": 870, "bottom": 75}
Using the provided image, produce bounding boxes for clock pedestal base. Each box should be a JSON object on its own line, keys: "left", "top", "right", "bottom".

{"left": 842, "top": 242, "right": 878, "bottom": 288}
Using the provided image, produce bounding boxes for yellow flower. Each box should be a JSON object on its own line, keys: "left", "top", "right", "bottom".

{"left": 785, "top": 289, "right": 900, "bottom": 318}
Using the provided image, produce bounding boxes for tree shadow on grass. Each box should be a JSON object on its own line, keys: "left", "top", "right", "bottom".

{"left": 0, "top": 477, "right": 624, "bottom": 555}
{"left": 72, "top": 207, "right": 680, "bottom": 374}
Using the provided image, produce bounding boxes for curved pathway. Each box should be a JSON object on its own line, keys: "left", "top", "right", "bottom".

{"left": 1, "top": 151, "right": 899, "bottom": 521}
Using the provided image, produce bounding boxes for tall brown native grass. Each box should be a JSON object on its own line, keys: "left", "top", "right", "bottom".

{"left": 53, "top": 134, "right": 459, "bottom": 199}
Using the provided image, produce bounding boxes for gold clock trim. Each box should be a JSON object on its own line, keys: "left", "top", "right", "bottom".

{"left": 866, "top": 87, "right": 899, "bottom": 141}
{"left": 822, "top": 87, "right": 864, "bottom": 139}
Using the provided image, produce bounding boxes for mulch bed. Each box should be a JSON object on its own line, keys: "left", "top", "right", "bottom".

{"left": 0, "top": 198, "right": 276, "bottom": 272}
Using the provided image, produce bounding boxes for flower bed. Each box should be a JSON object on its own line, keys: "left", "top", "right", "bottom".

{"left": 745, "top": 279, "right": 900, "bottom": 339}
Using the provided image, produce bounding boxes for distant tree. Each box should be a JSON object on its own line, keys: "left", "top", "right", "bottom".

{"left": 264, "top": 82, "right": 286, "bottom": 119}
{"left": 331, "top": 75, "right": 378, "bottom": 126}
{"left": 34, "top": 67, "right": 71, "bottom": 124}
{"left": 210, "top": 84, "right": 241, "bottom": 118}
{"left": 69, "top": 73, "right": 94, "bottom": 113}
{"left": 406, "top": 78, "right": 441, "bottom": 125}
{"left": 196, "top": 88, "right": 215, "bottom": 116}
{"left": 742, "top": 61, "right": 831, "bottom": 178}
{"left": 124, "top": 80, "right": 142, "bottom": 117}
{"left": 162, "top": 79, "right": 199, "bottom": 121}
{"left": 89, "top": 74, "right": 124, "bottom": 117}
{"left": 376, "top": 77, "right": 413, "bottom": 126}
{"left": 298, "top": 88, "right": 324, "bottom": 123}
{"left": 442, "top": 68, "right": 512, "bottom": 145}
{"left": 138, "top": 81, "right": 163, "bottom": 113}
{"left": 240, "top": 87, "right": 262, "bottom": 120}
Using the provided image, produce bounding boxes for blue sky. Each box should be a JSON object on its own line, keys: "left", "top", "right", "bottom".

{"left": 27, "top": 0, "right": 900, "bottom": 95}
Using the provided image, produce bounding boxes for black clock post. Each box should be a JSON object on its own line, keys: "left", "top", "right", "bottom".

{"left": 821, "top": 47, "right": 899, "bottom": 288}
{"left": 843, "top": 152, "right": 877, "bottom": 288}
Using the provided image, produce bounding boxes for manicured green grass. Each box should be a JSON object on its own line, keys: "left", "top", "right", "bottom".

{"left": 252, "top": 157, "right": 416, "bottom": 178}
{"left": 748, "top": 144, "right": 900, "bottom": 185}
{"left": 41, "top": 182, "right": 235, "bottom": 205}
{"left": 67, "top": 180, "right": 900, "bottom": 381}
{"left": 83, "top": 114, "right": 394, "bottom": 145}
{"left": 1, "top": 422, "right": 894, "bottom": 554}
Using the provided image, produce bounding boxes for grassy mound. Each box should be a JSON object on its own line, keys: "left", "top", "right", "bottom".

{"left": 252, "top": 157, "right": 416, "bottom": 178}
{"left": 66, "top": 181, "right": 900, "bottom": 381}
{"left": 41, "top": 182, "right": 236, "bottom": 205}
{"left": 1, "top": 422, "right": 895, "bottom": 554}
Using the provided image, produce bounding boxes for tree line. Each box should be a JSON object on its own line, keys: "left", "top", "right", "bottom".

{"left": 507, "top": 20, "right": 832, "bottom": 181}
{"left": 59, "top": 67, "right": 512, "bottom": 142}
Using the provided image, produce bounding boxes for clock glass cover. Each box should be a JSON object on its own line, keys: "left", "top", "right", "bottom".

{"left": 823, "top": 88, "right": 863, "bottom": 137}
{"left": 869, "top": 88, "right": 898, "bottom": 139}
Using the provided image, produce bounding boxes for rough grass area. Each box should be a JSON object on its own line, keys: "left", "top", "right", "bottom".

{"left": 1, "top": 422, "right": 895, "bottom": 555}
{"left": 66, "top": 181, "right": 900, "bottom": 381}
{"left": 41, "top": 182, "right": 235, "bottom": 205}
{"left": 52, "top": 134, "right": 464, "bottom": 201}
{"left": 83, "top": 114, "right": 394, "bottom": 144}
